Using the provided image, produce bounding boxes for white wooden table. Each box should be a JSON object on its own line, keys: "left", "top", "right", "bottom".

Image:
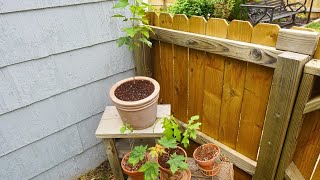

{"left": 95, "top": 104, "right": 170, "bottom": 180}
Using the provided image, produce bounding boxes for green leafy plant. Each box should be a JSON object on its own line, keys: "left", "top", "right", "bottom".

{"left": 181, "top": 115, "right": 201, "bottom": 147}
{"left": 213, "top": 0, "right": 235, "bottom": 19}
{"left": 120, "top": 123, "right": 133, "bottom": 134}
{"left": 128, "top": 145, "right": 147, "bottom": 165}
{"left": 167, "top": 153, "right": 189, "bottom": 174}
{"left": 168, "top": 0, "right": 216, "bottom": 19}
{"left": 112, "top": 0, "right": 155, "bottom": 50}
{"left": 139, "top": 162, "right": 160, "bottom": 180}
{"left": 162, "top": 115, "right": 201, "bottom": 148}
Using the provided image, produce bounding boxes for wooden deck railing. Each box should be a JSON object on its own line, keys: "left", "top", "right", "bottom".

{"left": 135, "top": 12, "right": 320, "bottom": 179}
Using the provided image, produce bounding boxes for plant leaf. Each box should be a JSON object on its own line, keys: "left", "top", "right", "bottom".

{"left": 167, "top": 153, "right": 188, "bottom": 174}
{"left": 139, "top": 37, "right": 152, "bottom": 47}
{"left": 139, "top": 162, "right": 159, "bottom": 180}
{"left": 113, "top": 0, "right": 129, "bottom": 9}
{"left": 128, "top": 145, "right": 147, "bottom": 166}
{"left": 158, "top": 137, "right": 177, "bottom": 149}
{"left": 112, "top": 14, "right": 126, "bottom": 18}
{"left": 117, "top": 36, "right": 131, "bottom": 47}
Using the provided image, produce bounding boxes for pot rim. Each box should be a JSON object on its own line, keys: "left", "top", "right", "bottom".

{"left": 121, "top": 152, "right": 148, "bottom": 173}
{"left": 109, "top": 76, "right": 160, "bottom": 106}
{"left": 158, "top": 146, "right": 187, "bottom": 173}
{"left": 193, "top": 143, "right": 221, "bottom": 163}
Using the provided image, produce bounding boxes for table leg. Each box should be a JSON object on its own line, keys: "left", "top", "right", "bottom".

{"left": 104, "top": 139, "right": 124, "bottom": 180}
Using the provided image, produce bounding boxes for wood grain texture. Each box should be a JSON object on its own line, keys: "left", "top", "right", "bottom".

{"left": 172, "top": 14, "right": 189, "bottom": 122}
{"left": 254, "top": 52, "right": 310, "bottom": 180}
{"left": 236, "top": 63, "right": 273, "bottom": 160}
{"left": 305, "top": 59, "right": 320, "bottom": 76}
{"left": 104, "top": 139, "right": 124, "bottom": 180}
{"left": 275, "top": 74, "right": 315, "bottom": 180}
{"left": 304, "top": 96, "right": 320, "bottom": 114}
{"left": 234, "top": 166, "right": 253, "bottom": 180}
{"left": 188, "top": 16, "right": 207, "bottom": 127}
{"left": 251, "top": 23, "right": 280, "bottom": 47}
{"left": 218, "top": 59, "right": 246, "bottom": 149}
{"left": 285, "top": 162, "right": 305, "bottom": 180}
{"left": 201, "top": 18, "right": 228, "bottom": 139}
{"left": 293, "top": 110, "right": 320, "bottom": 179}
{"left": 312, "top": 162, "right": 320, "bottom": 180}
{"left": 158, "top": 13, "right": 173, "bottom": 104}
{"left": 276, "top": 29, "right": 320, "bottom": 55}
{"left": 218, "top": 20, "right": 252, "bottom": 150}
{"left": 177, "top": 120, "right": 257, "bottom": 175}
{"left": 150, "top": 25, "right": 282, "bottom": 68}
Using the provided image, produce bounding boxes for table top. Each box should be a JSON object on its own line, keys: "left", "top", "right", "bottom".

{"left": 95, "top": 104, "right": 170, "bottom": 138}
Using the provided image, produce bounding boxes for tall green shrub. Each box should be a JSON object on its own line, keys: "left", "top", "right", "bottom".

{"left": 168, "top": 0, "right": 216, "bottom": 19}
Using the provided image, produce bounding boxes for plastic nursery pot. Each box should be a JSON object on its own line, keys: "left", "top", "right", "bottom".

{"left": 193, "top": 143, "right": 221, "bottom": 176}
{"left": 158, "top": 146, "right": 191, "bottom": 180}
{"left": 121, "top": 152, "right": 148, "bottom": 180}
{"left": 109, "top": 76, "right": 160, "bottom": 130}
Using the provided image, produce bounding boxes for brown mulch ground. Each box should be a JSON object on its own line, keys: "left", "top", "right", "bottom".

{"left": 77, "top": 161, "right": 114, "bottom": 180}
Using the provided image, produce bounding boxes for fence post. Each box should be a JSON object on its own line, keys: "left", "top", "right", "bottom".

{"left": 253, "top": 52, "right": 310, "bottom": 180}
{"left": 274, "top": 73, "right": 314, "bottom": 180}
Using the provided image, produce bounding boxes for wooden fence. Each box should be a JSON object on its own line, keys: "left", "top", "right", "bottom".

{"left": 137, "top": 12, "right": 319, "bottom": 179}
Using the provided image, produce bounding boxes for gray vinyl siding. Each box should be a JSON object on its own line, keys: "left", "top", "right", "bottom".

{"left": 0, "top": 1, "right": 134, "bottom": 179}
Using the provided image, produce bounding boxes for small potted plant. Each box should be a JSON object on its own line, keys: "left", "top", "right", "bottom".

{"left": 121, "top": 115, "right": 201, "bottom": 180}
{"left": 193, "top": 143, "right": 221, "bottom": 176}
{"left": 121, "top": 145, "right": 151, "bottom": 180}
{"left": 153, "top": 115, "right": 201, "bottom": 180}
{"left": 110, "top": 0, "right": 160, "bottom": 130}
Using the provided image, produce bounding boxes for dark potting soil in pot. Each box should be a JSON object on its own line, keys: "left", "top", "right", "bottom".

{"left": 158, "top": 148, "right": 185, "bottom": 169}
{"left": 115, "top": 80, "right": 155, "bottom": 101}
{"left": 195, "top": 146, "right": 219, "bottom": 161}
{"left": 122, "top": 155, "right": 148, "bottom": 171}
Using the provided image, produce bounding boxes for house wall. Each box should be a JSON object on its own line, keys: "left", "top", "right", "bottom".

{"left": 0, "top": 0, "right": 134, "bottom": 179}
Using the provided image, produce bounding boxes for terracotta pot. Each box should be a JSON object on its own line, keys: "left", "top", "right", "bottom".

{"left": 193, "top": 143, "right": 220, "bottom": 176}
{"left": 109, "top": 76, "right": 160, "bottom": 130}
{"left": 158, "top": 146, "right": 191, "bottom": 180}
{"left": 121, "top": 152, "right": 148, "bottom": 180}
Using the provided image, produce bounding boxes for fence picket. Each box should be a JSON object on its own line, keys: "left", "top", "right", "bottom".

{"left": 201, "top": 18, "right": 228, "bottom": 139}
{"left": 188, "top": 16, "right": 207, "bottom": 129}
{"left": 235, "top": 23, "right": 278, "bottom": 161}
{"left": 158, "top": 13, "right": 174, "bottom": 105}
{"left": 172, "top": 14, "right": 189, "bottom": 122}
{"left": 218, "top": 20, "right": 251, "bottom": 150}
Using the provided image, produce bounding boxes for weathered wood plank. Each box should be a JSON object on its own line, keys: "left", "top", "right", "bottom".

{"left": 95, "top": 105, "right": 170, "bottom": 138}
{"left": 104, "top": 139, "right": 124, "bottom": 180}
{"left": 304, "top": 96, "right": 320, "bottom": 114}
{"left": 188, "top": 16, "right": 207, "bottom": 125}
{"left": 285, "top": 162, "right": 305, "bottom": 180}
{"left": 305, "top": 59, "right": 320, "bottom": 76}
{"left": 172, "top": 14, "right": 189, "bottom": 122}
{"left": 158, "top": 13, "right": 174, "bottom": 105}
{"left": 254, "top": 52, "right": 310, "bottom": 180}
{"left": 177, "top": 120, "right": 257, "bottom": 175}
{"left": 293, "top": 110, "right": 320, "bottom": 179}
{"left": 275, "top": 74, "right": 315, "bottom": 180}
{"left": 276, "top": 29, "right": 320, "bottom": 55}
{"left": 150, "top": 25, "right": 282, "bottom": 68}
{"left": 201, "top": 18, "right": 227, "bottom": 139}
